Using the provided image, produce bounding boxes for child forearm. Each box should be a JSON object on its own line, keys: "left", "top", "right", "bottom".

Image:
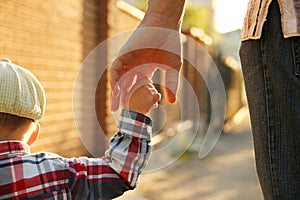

{"left": 104, "top": 109, "right": 152, "bottom": 187}
{"left": 68, "top": 110, "right": 152, "bottom": 199}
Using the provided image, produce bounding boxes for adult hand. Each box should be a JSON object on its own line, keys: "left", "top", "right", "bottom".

{"left": 109, "top": 25, "right": 183, "bottom": 111}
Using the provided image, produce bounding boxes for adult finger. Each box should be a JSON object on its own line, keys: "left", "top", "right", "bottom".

{"left": 164, "top": 63, "right": 181, "bottom": 104}
{"left": 111, "top": 86, "right": 121, "bottom": 112}
{"left": 119, "top": 73, "right": 137, "bottom": 109}
{"left": 109, "top": 58, "right": 125, "bottom": 111}
{"left": 109, "top": 59, "right": 124, "bottom": 91}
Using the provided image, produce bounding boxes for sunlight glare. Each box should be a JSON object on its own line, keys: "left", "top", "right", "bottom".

{"left": 213, "top": 0, "right": 248, "bottom": 33}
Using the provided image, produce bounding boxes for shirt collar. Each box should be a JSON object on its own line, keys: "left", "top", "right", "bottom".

{"left": 0, "top": 141, "right": 31, "bottom": 157}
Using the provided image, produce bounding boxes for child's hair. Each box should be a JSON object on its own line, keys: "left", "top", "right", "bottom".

{"left": 0, "top": 113, "right": 33, "bottom": 131}
{"left": 0, "top": 58, "right": 45, "bottom": 140}
{"left": 0, "top": 113, "right": 34, "bottom": 140}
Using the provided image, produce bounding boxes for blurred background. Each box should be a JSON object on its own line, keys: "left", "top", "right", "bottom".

{"left": 0, "top": 0, "right": 263, "bottom": 199}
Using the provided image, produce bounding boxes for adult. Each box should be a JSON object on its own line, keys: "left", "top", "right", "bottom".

{"left": 110, "top": 0, "right": 300, "bottom": 199}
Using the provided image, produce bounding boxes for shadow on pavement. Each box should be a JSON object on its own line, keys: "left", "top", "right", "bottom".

{"left": 116, "top": 109, "right": 264, "bottom": 200}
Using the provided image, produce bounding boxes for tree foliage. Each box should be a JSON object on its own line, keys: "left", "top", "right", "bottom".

{"left": 182, "top": 4, "right": 212, "bottom": 34}
{"left": 128, "top": 0, "right": 212, "bottom": 33}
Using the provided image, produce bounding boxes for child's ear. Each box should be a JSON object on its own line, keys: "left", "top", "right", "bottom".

{"left": 27, "top": 123, "right": 40, "bottom": 146}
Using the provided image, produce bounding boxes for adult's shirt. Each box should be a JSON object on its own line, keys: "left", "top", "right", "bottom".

{"left": 241, "top": 0, "right": 300, "bottom": 41}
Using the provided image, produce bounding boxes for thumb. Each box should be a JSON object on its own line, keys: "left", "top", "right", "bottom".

{"left": 165, "top": 67, "right": 180, "bottom": 104}
{"left": 111, "top": 85, "right": 120, "bottom": 111}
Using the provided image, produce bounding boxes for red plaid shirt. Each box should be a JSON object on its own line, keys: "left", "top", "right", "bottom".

{"left": 0, "top": 110, "right": 152, "bottom": 200}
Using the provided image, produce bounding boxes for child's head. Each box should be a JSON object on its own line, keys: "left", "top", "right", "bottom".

{"left": 0, "top": 58, "right": 45, "bottom": 145}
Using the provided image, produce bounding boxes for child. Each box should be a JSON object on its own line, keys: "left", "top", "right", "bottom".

{"left": 0, "top": 58, "right": 161, "bottom": 200}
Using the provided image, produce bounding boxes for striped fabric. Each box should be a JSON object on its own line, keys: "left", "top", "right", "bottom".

{"left": 0, "top": 109, "right": 152, "bottom": 200}
{"left": 241, "top": 0, "right": 300, "bottom": 41}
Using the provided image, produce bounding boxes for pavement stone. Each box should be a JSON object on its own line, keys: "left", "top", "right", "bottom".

{"left": 115, "top": 109, "right": 264, "bottom": 200}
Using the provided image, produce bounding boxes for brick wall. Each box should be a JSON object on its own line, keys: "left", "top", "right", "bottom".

{"left": 105, "top": 0, "right": 141, "bottom": 137}
{"left": 0, "top": 0, "right": 108, "bottom": 157}
{"left": 0, "top": 0, "right": 213, "bottom": 157}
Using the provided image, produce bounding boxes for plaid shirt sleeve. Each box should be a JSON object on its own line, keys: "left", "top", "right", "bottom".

{"left": 68, "top": 109, "right": 152, "bottom": 200}
{"left": 0, "top": 110, "right": 151, "bottom": 200}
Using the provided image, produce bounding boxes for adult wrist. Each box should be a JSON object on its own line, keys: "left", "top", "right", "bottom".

{"left": 141, "top": 0, "right": 186, "bottom": 30}
{"left": 141, "top": 12, "right": 182, "bottom": 30}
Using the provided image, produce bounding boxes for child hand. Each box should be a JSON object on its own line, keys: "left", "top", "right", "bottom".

{"left": 109, "top": 27, "right": 182, "bottom": 112}
{"left": 126, "top": 83, "right": 161, "bottom": 114}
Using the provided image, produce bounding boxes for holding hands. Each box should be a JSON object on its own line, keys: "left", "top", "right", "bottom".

{"left": 109, "top": 0, "right": 187, "bottom": 113}
{"left": 126, "top": 82, "right": 161, "bottom": 115}
{"left": 109, "top": 26, "right": 183, "bottom": 112}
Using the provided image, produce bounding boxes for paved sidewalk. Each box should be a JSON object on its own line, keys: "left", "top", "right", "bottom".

{"left": 116, "top": 111, "right": 264, "bottom": 200}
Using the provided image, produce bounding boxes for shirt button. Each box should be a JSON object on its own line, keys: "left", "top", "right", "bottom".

{"left": 147, "top": 126, "right": 152, "bottom": 134}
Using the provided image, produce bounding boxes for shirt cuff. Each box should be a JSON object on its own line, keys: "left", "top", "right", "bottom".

{"left": 118, "top": 109, "right": 152, "bottom": 140}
